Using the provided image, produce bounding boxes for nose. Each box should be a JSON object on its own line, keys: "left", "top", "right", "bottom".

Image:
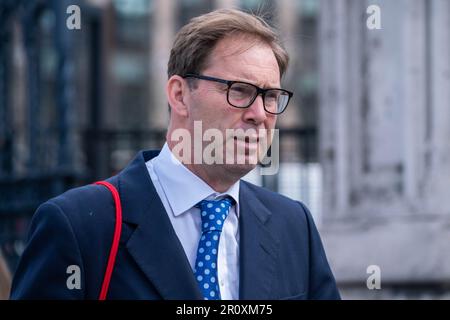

{"left": 243, "top": 94, "right": 267, "bottom": 124}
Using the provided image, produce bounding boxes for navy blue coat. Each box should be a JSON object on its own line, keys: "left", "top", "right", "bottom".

{"left": 10, "top": 150, "right": 340, "bottom": 300}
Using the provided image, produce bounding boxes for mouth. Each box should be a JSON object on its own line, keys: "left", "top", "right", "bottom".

{"left": 232, "top": 136, "right": 260, "bottom": 156}
{"left": 233, "top": 136, "right": 260, "bottom": 144}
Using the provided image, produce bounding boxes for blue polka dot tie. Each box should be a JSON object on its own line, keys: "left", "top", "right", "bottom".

{"left": 194, "top": 197, "right": 234, "bottom": 300}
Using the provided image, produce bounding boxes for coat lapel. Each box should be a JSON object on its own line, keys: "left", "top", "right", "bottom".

{"left": 117, "top": 150, "right": 203, "bottom": 300}
{"left": 238, "top": 181, "right": 280, "bottom": 299}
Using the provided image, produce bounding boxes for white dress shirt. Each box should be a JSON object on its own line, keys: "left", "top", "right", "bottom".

{"left": 146, "top": 143, "right": 240, "bottom": 300}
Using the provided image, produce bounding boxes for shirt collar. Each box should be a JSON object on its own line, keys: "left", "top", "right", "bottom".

{"left": 150, "top": 143, "right": 240, "bottom": 217}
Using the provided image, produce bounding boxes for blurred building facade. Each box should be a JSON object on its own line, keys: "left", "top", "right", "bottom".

{"left": 319, "top": 0, "right": 450, "bottom": 299}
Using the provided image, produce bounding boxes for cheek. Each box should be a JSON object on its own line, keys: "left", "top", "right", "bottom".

{"left": 265, "top": 116, "right": 277, "bottom": 129}
{"left": 191, "top": 88, "right": 245, "bottom": 131}
{"left": 191, "top": 103, "right": 228, "bottom": 133}
{"left": 204, "top": 102, "right": 236, "bottom": 124}
{"left": 192, "top": 90, "right": 227, "bottom": 116}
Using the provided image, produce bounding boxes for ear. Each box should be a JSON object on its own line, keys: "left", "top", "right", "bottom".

{"left": 166, "top": 75, "right": 190, "bottom": 117}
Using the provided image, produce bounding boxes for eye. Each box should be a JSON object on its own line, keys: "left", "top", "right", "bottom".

{"left": 229, "top": 83, "right": 254, "bottom": 97}
{"left": 266, "top": 91, "right": 279, "bottom": 101}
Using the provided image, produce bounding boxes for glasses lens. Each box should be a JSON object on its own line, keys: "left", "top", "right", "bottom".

{"left": 265, "top": 90, "right": 290, "bottom": 114}
{"left": 228, "top": 82, "right": 257, "bottom": 108}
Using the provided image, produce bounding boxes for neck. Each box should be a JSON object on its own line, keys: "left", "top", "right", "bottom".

{"left": 166, "top": 138, "right": 239, "bottom": 193}
{"left": 184, "top": 163, "right": 237, "bottom": 193}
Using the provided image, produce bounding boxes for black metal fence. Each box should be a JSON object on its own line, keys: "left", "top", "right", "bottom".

{"left": 0, "top": 0, "right": 101, "bottom": 271}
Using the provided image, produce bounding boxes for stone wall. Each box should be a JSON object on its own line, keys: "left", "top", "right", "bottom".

{"left": 319, "top": 0, "right": 450, "bottom": 299}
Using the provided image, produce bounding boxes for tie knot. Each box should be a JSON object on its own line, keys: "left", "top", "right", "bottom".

{"left": 196, "top": 197, "right": 234, "bottom": 233}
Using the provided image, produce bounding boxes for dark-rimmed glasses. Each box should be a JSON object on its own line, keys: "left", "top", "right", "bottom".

{"left": 183, "top": 73, "right": 293, "bottom": 115}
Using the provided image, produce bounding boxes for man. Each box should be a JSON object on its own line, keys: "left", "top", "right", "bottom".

{"left": 11, "top": 9, "right": 340, "bottom": 300}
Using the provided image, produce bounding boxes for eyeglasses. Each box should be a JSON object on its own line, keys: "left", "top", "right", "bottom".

{"left": 183, "top": 73, "right": 293, "bottom": 115}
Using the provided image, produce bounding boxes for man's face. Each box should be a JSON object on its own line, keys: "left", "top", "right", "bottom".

{"left": 185, "top": 35, "right": 280, "bottom": 177}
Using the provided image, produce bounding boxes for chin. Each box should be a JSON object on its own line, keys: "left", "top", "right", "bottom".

{"left": 223, "top": 162, "right": 257, "bottom": 179}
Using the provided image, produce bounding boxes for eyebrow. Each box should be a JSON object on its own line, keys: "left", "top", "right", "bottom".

{"left": 226, "top": 76, "right": 277, "bottom": 90}
{"left": 233, "top": 72, "right": 280, "bottom": 89}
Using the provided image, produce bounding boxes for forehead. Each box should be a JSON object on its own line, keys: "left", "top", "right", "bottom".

{"left": 204, "top": 35, "right": 281, "bottom": 87}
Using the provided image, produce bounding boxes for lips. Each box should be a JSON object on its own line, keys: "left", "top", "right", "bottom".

{"left": 233, "top": 136, "right": 259, "bottom": 143}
